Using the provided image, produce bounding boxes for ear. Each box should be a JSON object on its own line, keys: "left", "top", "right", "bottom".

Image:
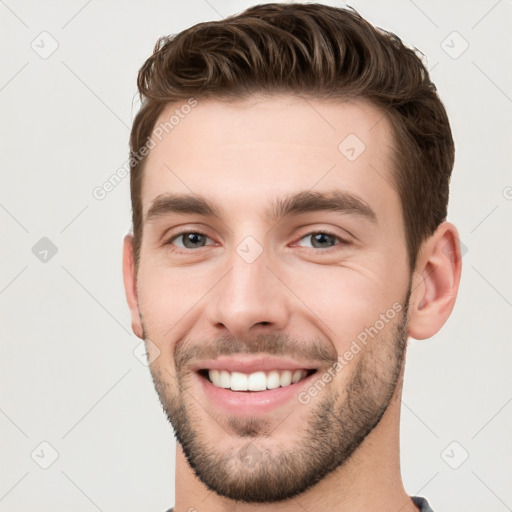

{"left": 122, "top": 234, "right": 144, "bottom": 339}
{"left": 407, "top": 222, "right": 462, "bottom": 340}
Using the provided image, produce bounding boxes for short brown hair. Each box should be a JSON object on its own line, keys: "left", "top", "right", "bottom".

{"left": 129, "top": 2, "right": 454, "bottom": 271}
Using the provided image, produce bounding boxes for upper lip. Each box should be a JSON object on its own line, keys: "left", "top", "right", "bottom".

{"left": 191, "top": 356, "right": 319, "bottom": 374}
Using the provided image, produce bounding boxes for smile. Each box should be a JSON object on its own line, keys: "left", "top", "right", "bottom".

{"left": 200, "top": 369, "right": 316, "bottom": 392}
{"left": 192, "top": 356, "right": 322, "bottom": 413}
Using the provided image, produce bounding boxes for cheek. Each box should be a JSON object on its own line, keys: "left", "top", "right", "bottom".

{"left": 137, "top": 262, "right": 215, "bottom": 339}
{"left": 287, "top": 264, "right": 403, "bottom": 347}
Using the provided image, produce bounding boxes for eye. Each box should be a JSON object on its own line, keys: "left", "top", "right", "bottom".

{"left": 295, "top": 231, "right": 345, "bottom": 249}
{"left": 169, "top": 232, "right": 214, "bottom": 249}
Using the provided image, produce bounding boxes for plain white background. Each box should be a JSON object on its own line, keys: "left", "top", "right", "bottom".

{"left": 1, "top": 1, "right": 511, "bottom": 511}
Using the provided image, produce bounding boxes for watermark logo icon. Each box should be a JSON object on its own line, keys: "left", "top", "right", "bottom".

{"left": 32, "top": 237, "right": 58, "bottom": 263}
{"left": 441, "top": 440, "right": 469, "bottom": 469}
{"left": 236, "top": 236, "right": 263, "bottom": 264}
{"left": 237, "top": 442, "right": 263, "bottom": 469}
{"left": 31, "top": 31, "right": 59, "bottom": 59}
{"left": 133, "top": 339, "right": 161, "bottom": 366}
{"left": 338, "top": 134, "right": 366, "bottom": 162}
{"left": 31, "top": 441, "right": 59, "bottom": 469}
{"left": 441, "top": 31, "right": 469, "bottom": 59}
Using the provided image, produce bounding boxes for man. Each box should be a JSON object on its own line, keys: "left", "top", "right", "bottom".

{"left": 122, "top": 3, "right": 462, "bottom": 511}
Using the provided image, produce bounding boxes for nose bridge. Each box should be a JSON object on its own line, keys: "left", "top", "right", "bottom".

{"left": 229, "top": 243, "right": 270, "bottom": 304}
{"left": 207, "top": 236, "right": 289, "bottom": 337}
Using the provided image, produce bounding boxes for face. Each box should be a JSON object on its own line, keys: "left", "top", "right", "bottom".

{"left": 129, "top": 95, "right": 413, "bottom": 502}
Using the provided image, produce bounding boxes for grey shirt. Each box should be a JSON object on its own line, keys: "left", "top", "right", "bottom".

{"left": 412, "top": 496, "right": 435, "bottom": 511}
{"left": 165, "top": 495, "right": 434, "bottom": 511}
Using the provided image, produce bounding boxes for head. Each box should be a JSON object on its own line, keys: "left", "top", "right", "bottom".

{"left": 123, "top": 2, "right": 461, "bottom": 504}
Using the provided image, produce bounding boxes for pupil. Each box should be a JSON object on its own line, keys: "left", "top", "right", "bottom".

{"left": 312, "top": 233, "right": 332, "bottom": 248}
{"left": 185, "top": 233, "right": 203, "bottom": 247}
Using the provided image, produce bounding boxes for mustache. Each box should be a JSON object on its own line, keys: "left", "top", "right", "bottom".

{"left": 174, "top": 333, "right": 339, "bottom": 371}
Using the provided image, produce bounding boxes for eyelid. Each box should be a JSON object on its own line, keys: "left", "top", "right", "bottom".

{"left": 161, "top": 225, "right": 353, "bottom": 251}
{"left": 164, "top": 228, "right": 217, "bottom": 250}
{"left": 173, "top": 233, "right": 212, "bottom": 244}
{"left": 160, "top": 222, "right": 214, "bottom": 242}
{"left": 291, "top": 227, "right": 352, "bottom": 247}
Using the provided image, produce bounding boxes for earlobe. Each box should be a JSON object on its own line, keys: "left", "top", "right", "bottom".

{"left": 407, "top": 222, "right": 462, "bottom": 340}
{"left": 122, "top": 234, "right": 144, "bottom": 339}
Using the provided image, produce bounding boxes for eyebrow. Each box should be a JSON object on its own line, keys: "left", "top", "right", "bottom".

{"left": 145, "top": 190, "right": 377, "bottom": 224}
{"left": 145, "top": 194, "right": 220, "bottom": 222}
{"left": 268, "top": 190, "right": 377, "bottom": 224}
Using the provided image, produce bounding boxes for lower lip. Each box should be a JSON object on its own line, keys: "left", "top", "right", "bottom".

{"left": 197, "top": 371, "right": 317, "bottom": 415}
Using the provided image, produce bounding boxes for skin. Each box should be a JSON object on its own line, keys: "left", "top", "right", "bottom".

{"left": 123, "top": 95, "right": 462, "bottom": 512}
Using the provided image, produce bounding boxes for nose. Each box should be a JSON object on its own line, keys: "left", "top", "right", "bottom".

{"left": 205, "top": 244, "right": 291, "bottom": 340}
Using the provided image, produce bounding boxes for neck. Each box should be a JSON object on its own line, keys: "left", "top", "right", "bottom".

{"left": 173, "top": 380, "right": 418, "bottom": 512}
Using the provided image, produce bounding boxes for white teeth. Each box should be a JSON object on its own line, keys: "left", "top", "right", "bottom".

{"left": 266, "top": 370, "right": 281, "bottom": 389}
{"left": 218, "top": 370, "right": 231, "bottom": 388}
{"left": 230, "top": 372, "right": 248, "bottom": 391}
{"left": 280, "top": 370, "right": 292, "bottom": 387}
{"left": 292, "top": 369, "right": 303, "bottom": 383}
{"left": 207, "top": 369, "right": 310, "bottom": 391}
{"left": 247, "top": 371, "right": 267, "bottom": 391}
{"left": 210, "top": 369, "right": 219, "bottom": 385}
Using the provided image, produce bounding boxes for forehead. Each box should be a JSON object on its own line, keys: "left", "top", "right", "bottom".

{"left": 141, "top": 95, "right": 398, "bottom": 220}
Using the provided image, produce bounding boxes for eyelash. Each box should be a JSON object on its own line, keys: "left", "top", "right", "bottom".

{"left": 166, "top": 231, "right": 215, "bottom": 250}
{"left": 294, "top": 230, "right": 350, "bottom": 250}
{"left": 166, "top": 230, "right": 349, "bottom": 252}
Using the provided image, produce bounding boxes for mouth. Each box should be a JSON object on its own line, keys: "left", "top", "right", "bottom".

{"left": 191, "top": 356, "right": 324, "bottom": 415}
{"left": 197, "top": 368, "right": 317, "bottom": 392}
